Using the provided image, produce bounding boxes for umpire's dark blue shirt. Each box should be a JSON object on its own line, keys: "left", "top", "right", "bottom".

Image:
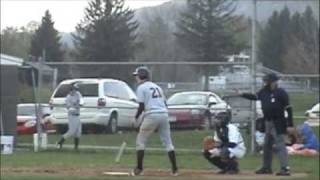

{"left": 242, "top": 86, "right": 293, "bottom": 134}
{"left": 257, "top": 87, "right": 289, "bottom": 120}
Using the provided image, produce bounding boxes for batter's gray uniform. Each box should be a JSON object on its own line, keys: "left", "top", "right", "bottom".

{"left": 136, "top": 81, "right": 174, "bottom": 152}
{"left": 63, "top": 91, "right": 83, "bottom": 139}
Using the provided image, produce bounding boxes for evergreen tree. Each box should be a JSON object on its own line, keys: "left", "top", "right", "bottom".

{"left": 175, "top": 0, "right": 241, "bottom": 90}
{"left": 284, "top": 6, "right": 319, "bottom": 74}
{"left": 289, "top": 12, "right": 303, "bottom": 39}
{"left": 30, "top": 10, "right": 64, "bottom": 61}
{"left": 258, "top": 11, "right": 286, "bottom": 71}
{"left": 73, "top": 0, "right": 139, "bottom": 61}
{"left": 279, "top": 6, "right": 291, "bottom": 49}
{"left": 260, "top": 6, "right": 319, "bottom": 74}
{"left": 301, "top": 6, "right": 319, "bottom": 64}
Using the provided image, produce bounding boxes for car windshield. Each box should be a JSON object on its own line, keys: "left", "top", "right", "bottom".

{"left": 17, "top": 106, "right": 35, "bottom": 116}
{"left": 225, "top": 97, "right": 251, "bottom": 108}
{"left": 167, "top": 93, "right": 207, "bottom": 105}
{"left": 311, "top": 103, "right": 319, "bottom": 112}
{"left": 54, "top": 83, "right": 98, "bottom": 97}
{"left": 17, "top": 105, "right": 51, "bottom": 116}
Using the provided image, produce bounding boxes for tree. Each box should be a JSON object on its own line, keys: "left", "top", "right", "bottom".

{"left": 300, "top": 6, "right": 319, "bottom": 73}
{"left": 137, "top": 16, "right": 173, "bottom": 61}
{"left": 30, "top": 10, "right": 64, "bottom": 61}
{"left": 259, "top": 6, "right": 319, "bottom": 74}
{"left": 175, "top": 0, "right": 242, "bottom": 90}
{"left": 73, "top": 0, "right": 139, "bottom": 62}
{"left": 283, "top": 6, "right": 319, "bottom": 74}
{"left": 258, "top": 11, "right": 285, "bottom": 71}
{"left": 279, "top": 6, "right": 291, "bottom": 50}
{"left": 1, "top": 27, "right": 33, "bottom": 59}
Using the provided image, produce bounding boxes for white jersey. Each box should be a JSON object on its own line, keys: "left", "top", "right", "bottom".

{"left": 65, "top": 91, "right": 83, "bottom": 115}
{"left": 214, "top": 124, "right": 246, "bottom": 158}
{"left": 136, "top": 81, "right": 168, "bottom": 114}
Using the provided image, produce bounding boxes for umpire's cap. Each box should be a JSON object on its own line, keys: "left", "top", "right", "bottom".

{"left": 132, "top": 66, "right": 150, "bottom": 80}
{"left": 263, "top": 73, "right": 280, "bottom": 83}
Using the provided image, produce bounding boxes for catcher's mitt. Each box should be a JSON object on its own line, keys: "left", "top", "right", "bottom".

{"left": 203, "top": 136, "right": 216, "bottom": 150}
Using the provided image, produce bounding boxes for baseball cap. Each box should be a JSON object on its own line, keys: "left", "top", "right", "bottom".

{"left": 263, "top": 73, "right": 280, "bottom": 83}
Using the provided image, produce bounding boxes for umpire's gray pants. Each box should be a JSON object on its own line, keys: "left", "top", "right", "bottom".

{"left": 262, "top": 121, "right": 288, "bottom": 169}
{"left": 136, "top": 112, "right": 174, "bottom": 152}
{"left": 63, "top": 114, "right": 82, "bottom": 139}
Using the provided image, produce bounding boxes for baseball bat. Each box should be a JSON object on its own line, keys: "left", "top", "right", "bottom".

{"left": 115, "top": 141, "right": 127, "bottom": 163}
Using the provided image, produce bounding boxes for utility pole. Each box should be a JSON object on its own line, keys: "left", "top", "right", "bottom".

{"left": 35, "top": 49, "right": 45, "bottom": 151}
{"left": 250, "top": 0, "right": 257, "bottom": 154}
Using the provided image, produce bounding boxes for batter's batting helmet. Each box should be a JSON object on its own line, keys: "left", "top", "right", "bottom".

{"left": 132, "top": 66, "right": 150, "bottom": 80}
{"left": 263, "top": 73, "right": 280, "bottom": 83}
{"left": 71, "top": 83, "right": 79, "bottom": 91}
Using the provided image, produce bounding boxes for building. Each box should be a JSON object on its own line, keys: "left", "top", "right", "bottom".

{"left": 0, "top": 54, "right": 24, "bottom": 136}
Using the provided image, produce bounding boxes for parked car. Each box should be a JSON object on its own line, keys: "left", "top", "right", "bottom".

{"left": 167, "top": 91, "right": 231, "bottom": 129}
{"left": 17, "top": 104, "right": 55, "bottom": 135}
{"left": 305, "top": 103, "right": 319, "bottom": 126}
{"left": 49, "top": 78, "right": 138, "bottom": 134}
{"left": 222, "top": 96, "right": 263, "bottom": 128}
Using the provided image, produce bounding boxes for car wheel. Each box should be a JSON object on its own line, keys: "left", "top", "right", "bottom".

{"left": 106, "top": 114, "right": 118, "bottom": 134}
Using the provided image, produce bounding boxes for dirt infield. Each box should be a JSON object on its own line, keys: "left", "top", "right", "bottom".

{"left": 1, "top": 166, "right": 308, "bottom": 179}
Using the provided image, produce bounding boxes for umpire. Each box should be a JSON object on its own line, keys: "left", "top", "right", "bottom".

{"left": 237, "top": 73, "right": 294, "bottom": 176}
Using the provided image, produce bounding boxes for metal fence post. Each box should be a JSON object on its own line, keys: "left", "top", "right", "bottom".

{"left": 250, "top": 0, "right": 257, "bottom": 154}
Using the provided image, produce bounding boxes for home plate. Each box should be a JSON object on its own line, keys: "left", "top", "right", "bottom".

{"left": 102, "top": 171, "right": 130, "bottom": 176}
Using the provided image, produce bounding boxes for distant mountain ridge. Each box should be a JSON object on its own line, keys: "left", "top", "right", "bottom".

{"left": 60, "top": 0, "right": 318, "bottom": 48}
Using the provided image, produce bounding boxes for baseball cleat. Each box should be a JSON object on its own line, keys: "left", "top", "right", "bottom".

{"left": 255, "top": 167, "right": 273, "bottom": 174}
{"left": 226, "top": 169, "right": 239, "bottom": 174}
{"left": 276, "top": 167, "right": 290, "bottom": 176}
{"left": 55, "top": 142, "right": 62, "bottom": 149}
{"left": 171, "top": 169, "right": 179, "bottom": 176}
{"left": 217, "top": 169, "right": 227, "bottom": 174}
{"left": 131, "top": 168, "right": 144, "bottom": 176}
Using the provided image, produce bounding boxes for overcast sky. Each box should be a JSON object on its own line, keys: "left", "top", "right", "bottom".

{"left": 1, "top": 0, "right": 170, "bottom": 32}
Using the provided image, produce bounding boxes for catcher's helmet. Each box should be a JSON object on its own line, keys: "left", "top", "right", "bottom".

{"left": 215, "top": 112, "right": 231, "bottom": 126}
{"left": 263, "top": 73, "right": 280, "bottom": 83}
{"left": 132, "top": 66, "right": 150, "bottom": 80}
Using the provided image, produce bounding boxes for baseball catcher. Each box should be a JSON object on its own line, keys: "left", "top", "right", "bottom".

{"left": 203, "top": 112, "right": 246, "bottom": 174}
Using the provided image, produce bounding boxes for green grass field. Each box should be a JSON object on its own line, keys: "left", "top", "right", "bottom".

{"left": 2, "top": 128, "right": 319, "bottom": 180}
{"left": 1, "top": 92, "right": 319, "bottom": 180}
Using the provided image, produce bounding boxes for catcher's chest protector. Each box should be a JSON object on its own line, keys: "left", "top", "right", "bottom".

{"left": 217, "top": 126, "right": 229, "bottom": 144}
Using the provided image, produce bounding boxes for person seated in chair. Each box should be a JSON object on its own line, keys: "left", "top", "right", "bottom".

{"left": 286, "top": 121, "right": 319, "bottom": 156}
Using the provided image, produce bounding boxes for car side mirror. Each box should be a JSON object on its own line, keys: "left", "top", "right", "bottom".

{"left": 208, "top": 102, "right": 217, "bottom": 107}
{"left": 130, "top": 98, "right": 137, "bottom": 102}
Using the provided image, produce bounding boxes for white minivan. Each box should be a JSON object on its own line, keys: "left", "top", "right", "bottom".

{"left": 49, "top": 78, "right": 138, "bottom": 133}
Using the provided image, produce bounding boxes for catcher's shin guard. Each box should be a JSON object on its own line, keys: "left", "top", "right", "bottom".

{"left": 226, "top": 158, "right": 239, "bottom": 174}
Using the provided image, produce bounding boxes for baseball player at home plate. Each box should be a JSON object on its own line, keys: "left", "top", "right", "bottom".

{"left": 131, "top": 66, "right": 179, "bottom": 176}
{"left": 203, "top": 113, "right": 246, "bottom": 174}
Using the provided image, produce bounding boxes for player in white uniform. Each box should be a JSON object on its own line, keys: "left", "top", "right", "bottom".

{"left": 203, "top": 113, "right": 246, "bottom": 174}
{"left": 56, "top": 83, "right": 83, "bottom": 150}
{"left": 131, "top": 66, "right": 178, "bottom": 176}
